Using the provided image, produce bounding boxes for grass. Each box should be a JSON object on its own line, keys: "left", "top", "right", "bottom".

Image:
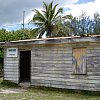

{"left": 0, "top": 78, "right": 100, "bottom": 100}
{"left": 0, "top": 78, "right": 19, "bottom": 89}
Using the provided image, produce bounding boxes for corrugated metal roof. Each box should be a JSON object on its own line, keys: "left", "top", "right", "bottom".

{"left": 6, "top": 35, "right": 100, "bottom": 43}
{"left": 0, "top": 42, "right": 5, "bottom": 46}
{"left": 2, "top": 35, "right": 100, "bottom": 46}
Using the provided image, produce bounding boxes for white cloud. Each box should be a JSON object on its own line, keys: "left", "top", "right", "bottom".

{"left": 63, "top": 0, "right": 100, "bottom": 18}
{"left": 0, "top": 0, "right": 99, "bottom": 26}
{"left": 0, "top": 0, "right": 79, "bottom": 25}
{"left": 24, "top": 0, "right": 79, "bottom": 23}
{"left": 25, "top": 0, "right": 100, "bottom": 24}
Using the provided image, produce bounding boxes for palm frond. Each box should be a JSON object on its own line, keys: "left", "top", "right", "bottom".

{"left": 33, "top": 11, "right": 44, "bottom": 19}
{"left": 49, "top": 4, "right": 58, "bottom": 21}
{"left": 33, "top": 22, "right": 44, "bottom": 27}
{"left": 43, "top": 1, "right": 48, "bottom": 11}
{"left": 33, "top": 9, "right": 46, "bottom": 22}
{"left": 54, "top": 8, "right": 63, "bottom": 18}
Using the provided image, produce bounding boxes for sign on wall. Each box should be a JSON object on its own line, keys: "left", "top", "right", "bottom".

{"left": 7, "top": 48, "right": 18, "bottom": 57}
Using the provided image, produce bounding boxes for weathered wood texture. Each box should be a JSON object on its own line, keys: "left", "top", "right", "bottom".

{"left": 3, "top": 39, "right": 100, "bottom": 91}
{"left": 31, "top": 44, "right": 100, "bottom": 91}
{"left": 73, "top": 48, "right": 86, "bottom": 74}
{"left": 3, "top": 48, "right": 19, "bottom": 83}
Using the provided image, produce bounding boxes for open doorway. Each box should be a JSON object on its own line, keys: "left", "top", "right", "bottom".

{"left": 20, "top": 51, "right": 31, "bottom": 82}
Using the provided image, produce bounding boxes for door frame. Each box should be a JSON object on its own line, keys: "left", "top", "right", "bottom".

{"left": 19, "top": 50, "right": 31, "bottom": 83}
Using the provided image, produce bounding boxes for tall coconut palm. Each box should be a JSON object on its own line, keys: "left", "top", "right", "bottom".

{"left": 32, "top": 1, "right": 63, "bottom": 38}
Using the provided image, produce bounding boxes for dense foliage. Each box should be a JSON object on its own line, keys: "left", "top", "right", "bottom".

{"left": 49, "top": 12, "right": 100, "bottom": 36}
{"left": 0, "top": 28, "right": 37, "bottom": 42}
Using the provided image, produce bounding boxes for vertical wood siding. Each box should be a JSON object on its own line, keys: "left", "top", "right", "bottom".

{"left": 73, "top": 48, "right": 86, "bottom": 74}
{"left": 4, "top": 48, "right": 19, "bottom": 83}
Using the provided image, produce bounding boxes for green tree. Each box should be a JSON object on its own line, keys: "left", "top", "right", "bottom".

{"left": 32, "top": 1, "right": 63, "bottom": 38}
{"left": 93, "top": 12, "right": 100, "bottom": 34}
{"left": 70, "top": 12, "right": 95, "bottom": 35}
{"left": 53, "top": 14, "right": 74, "bottom": 37}
{"left": 0, "top": 28, "right": 37, "bottom": 71}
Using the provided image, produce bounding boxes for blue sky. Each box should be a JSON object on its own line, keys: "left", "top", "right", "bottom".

{"left": 0, "top": 0, "right": 99, "bottom": 31}
{"left": 76, "top": 0, "right": 95, "bottom": 4}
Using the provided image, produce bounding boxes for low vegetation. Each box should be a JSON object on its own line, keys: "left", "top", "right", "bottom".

{"left": 0, "top": 78, "right": 100, "bottom": 100}
{"left": 0, "top": 79, "right": 19, "bottom": 89}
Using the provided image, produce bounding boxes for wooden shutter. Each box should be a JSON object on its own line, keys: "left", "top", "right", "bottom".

{"left": 73, "top": 48, "right": 86, "bottom": 74}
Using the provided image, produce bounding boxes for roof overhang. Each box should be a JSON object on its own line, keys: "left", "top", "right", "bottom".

{"left": 2, "top": 35, "right": 100, "bottom": 46}
{"left": 0, "top": 42, "right": 5, "bottom": 46}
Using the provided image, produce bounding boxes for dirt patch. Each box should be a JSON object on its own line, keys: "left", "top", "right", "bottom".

{"left": 0, "top": 88, "right": 27, "bottom": 94}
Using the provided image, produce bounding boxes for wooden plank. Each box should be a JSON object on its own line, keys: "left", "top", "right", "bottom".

{"left": 32, "top": 51, "right": 72, "bottom": 56}
{"left": 31, "top": 70, "right": 72, "bottom": 74}
{"left": 4, "top": 74, "right": 18, "bottom": 78}
{"left": 73, "top": 47, "right": 86, "bottom": 74}
{"left": 31, "top": 54, "right": 72, "bottom": 59}
{"left": 31, "top": 76, "right": 100, "bottom": 84}
{"left": 31, "top": 63, "right": 72, "bottom": 68}
{"left": 4, "top": 66, "right": 19, "bottom": 69}
{"left": 4, "top": 69, "right": 18, "bottom": 72}
{"left": 88, "top": 68, "right": 100, "bottom": 72}
{"left": 4, "top": 63, "right": 18, "bottom": 66}
{"left": 87, "top": 49, "right": 100, "bottom": 52}
{"left": 32, "top": 47, "right": 72, "bottom": 51}
{"left": 31, "top": 73, "right": 100, "bottom": 80}
{"left": 32, "top": 59, "right": 72, "bottom": 61}
{"left": 31, "top": 80, "right": 99, "bottom": 88}
{"left": 4, "top": 57, "right": 19, "bottom": 61}
{"left": 32, "top": 51, "right": 72, "bottom": 54}
{"left": 73, "top": 48, "right": 86, "bottom": 66}
{"left": 31, "top": 73, "right": 72, "bottom": 77}
{"left": 4, "top": 78, "right": 19, "bottom": 84}
{"left": 87, "top": 47, "right": 100, "bottom": 50}
{"left": 32, "top": 67, "right": 72, "bottom": 71}
{"left": 4, "top": 70, "right": 19, "bottom": 74}
{"left": 31, "top": 73, "right": 74, "bottom": 78}
{"left": 87, "top": 53, "right": 100, "bottom": 56}
{"left": 31, "top": 68, "right": 72, "bottom": 72}
{"left": 31, "top": 80, "right": 95, "bottom": 87}
{"left": 32, "top": 52, "right": 72, "bottom": 55}
{"left": 4, "top": 60, "right": 19, "bottom": 63}
{"left": 87, "top": 72, "right": 100, "bottom": 75}
{"left": 32, "top": 60, "right": 72, "bottom": 64}
{"left": 32, "top": 57, "right": 72, "bottom": 61}
{"left": 4, "top": 78, "right": 18, "bottom": 81}
{"left": 4, "top": 74, "right": 18, "bottom": 77}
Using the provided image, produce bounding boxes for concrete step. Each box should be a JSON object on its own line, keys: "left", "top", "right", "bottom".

{"left": 19, "top": 82, "right": 30, "bottom": 88}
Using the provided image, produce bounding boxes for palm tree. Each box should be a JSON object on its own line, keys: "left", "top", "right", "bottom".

{"left": 32, "top": 1, "right": 63, "bottom": 38}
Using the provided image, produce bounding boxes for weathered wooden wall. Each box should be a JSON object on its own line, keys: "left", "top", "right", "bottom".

{"left": 3, "top": 39, "right": 100, "bottom": 91}
{"left": 3, "top": 47, "right": 19, "bottom": 83}
{"left": 31, "top": 43, "right": 100, "bottom": 91}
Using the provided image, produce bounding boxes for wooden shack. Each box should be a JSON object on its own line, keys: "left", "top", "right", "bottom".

{"left": 3, "top": 36, "right": 100, "bottom": 91}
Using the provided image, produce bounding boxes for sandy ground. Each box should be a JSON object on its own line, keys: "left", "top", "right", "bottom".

{"left": 0, "top": 88, "right": 27, "bottom": 93}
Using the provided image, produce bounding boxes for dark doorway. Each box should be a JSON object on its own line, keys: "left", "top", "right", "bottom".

{"left": 20, "top": 51, "right": 31, "bottom": 82}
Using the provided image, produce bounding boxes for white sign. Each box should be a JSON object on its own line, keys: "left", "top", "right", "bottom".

{"left": 7, "top": 48, "right": 18, "bottom": 57}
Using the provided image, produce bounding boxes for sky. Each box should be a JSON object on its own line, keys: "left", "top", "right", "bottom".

{"left": 0, "top": 0, "right": 99, "bottom": 31}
